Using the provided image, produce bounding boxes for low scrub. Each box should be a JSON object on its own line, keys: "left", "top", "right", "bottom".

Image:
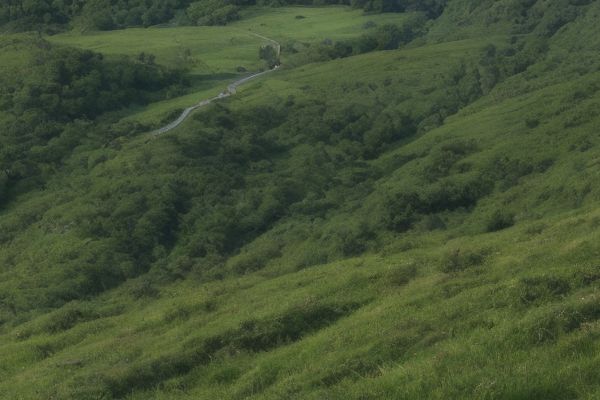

{"left": 440, "top": 248, "right": 488, "bottom": 273}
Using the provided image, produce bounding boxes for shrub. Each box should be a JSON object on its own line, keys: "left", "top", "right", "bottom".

{"left": 512, "top": 296, "right": 600, "bottom": 346}
{"left": 423, "top": 140, "right": 477, "bottom": 181}
{"left": 486, "top": 209, "right": 515, "bottom": 232}
{"left": 419, "top": 214, "right": 447, "bottom": 231}
{"left": 526, "top": 117, "right": 540, "bottom": 128}
{"left": 230, "top": 302, "right": 361, "bottom": 352}
{"left": 573, "top": 264, "right": 600, "bottom": 287}
{"left": 514, "top": 275, "right": 571, "bottom": 306}
{"left": 226, "top": 241, "right": 282, "bottom": 274}
{"left": 385, "top": 263, "right": 418, "bottom": 286}
{"left": 363, "top": 21, "right": 377, "bottom": 29}
{"left": 128, "top": 278, "right": 160, "bottom": 299}
{"left": 440, "top": 248, "right": 487, "bottom": 273}
{"left": 187, "top": 0, "right": 240, "bottom": 26}
{"left": 43, "top": 302, "right": 97, "bottom": 333}
{"left": 259, "top": 44, "right": 279, "bottom": 69}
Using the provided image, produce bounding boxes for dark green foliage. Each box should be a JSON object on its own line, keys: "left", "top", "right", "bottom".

{"left": 486, "top": 209, "right": 515, "bottom": 232}
{"left": 128, "top": 279, "right": 161, "bottom": 299}
{"left": 0, "top": 0, "right": 194, "bottom": 30}
{"left": 0, "top": 0, "right": 443, "bottom": 31}
{"left": 384, "top": 263, "right": 418, "bottom": 286}
{"left": 42, "top": 302, "right": 99, "bottom": 333}
{"left": 230, "top": 302, "right": 361, "bottom": 352}
{"left": 423, "top": 140, "right": 477, "bottom": 182}
{"left": 514, "top": 275, "right": 571, "bottom": 306}
{"left": 440, "top": 248, "right": 487, "bottom": 273}
{"left": 292, "top": 16, "right": 430, "bottom": 65}
{"left": 0, "top": 38, "right": 184, "bottom": 204}
{"left": 187, "top": 0, "right": 241, "bottom": 26}
{"left": 2, "top": 1, "right": 600, "bottom": 397}
{"left": 350, "top": 0, "right": 447, "bottom": 18}
{"left": 259, "top": 44, "right": 279, "bottom": 68}
{"left": 375, "top": 174, "right": 493, "bottom": 232}
{"left": 513, "top": 297, "right": 600, "bottom": 346}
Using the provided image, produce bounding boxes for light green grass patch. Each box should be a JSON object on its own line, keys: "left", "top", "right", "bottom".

{"left": 48, "top": 26, "right": 265, "bottom": 74}
{"left": 234, "top": 6, "right": 413, "bottom": 42}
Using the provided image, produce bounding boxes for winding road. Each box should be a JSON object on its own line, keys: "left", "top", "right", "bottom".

{"left": 153, "top": 32, "right": 280, "bottom": 136}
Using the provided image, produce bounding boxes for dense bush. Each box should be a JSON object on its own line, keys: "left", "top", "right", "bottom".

{"left": 514, "top": 275, "right": 571, "bottom": 306}
{"left": 486, "top": 209, "right": 515, "bottom": 232}
{"left": 440, "top": 248, "right": 487, "bottom": 273}
{"left": 0, "top": 38, "right": 184, "bottom": 202}
{"left": 259, "top": 44, "right": 280, "bottom": 68}
{"left": 0, "top": 0, "right": 194, "bottom": 30}
{"left": 187, "top": 0, "right": 241, "bottom": 26}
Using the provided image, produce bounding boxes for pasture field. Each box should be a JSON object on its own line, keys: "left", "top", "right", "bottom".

{"left": 49, "top": 26, "right": 264, "bottom": 74}
{"left": 234, "top": 6, "right": 414, "bottom": 42}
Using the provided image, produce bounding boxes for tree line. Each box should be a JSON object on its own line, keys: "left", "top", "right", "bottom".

{"left": 0, "top": 37, "right": 186, "bottom": 207}
{"left": 0, "top": 0, "right": 448, "bottom": 31}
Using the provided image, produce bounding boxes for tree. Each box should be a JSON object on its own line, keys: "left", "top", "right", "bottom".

{"left": 259, "top": 44, "right": 279, "bottom": 69}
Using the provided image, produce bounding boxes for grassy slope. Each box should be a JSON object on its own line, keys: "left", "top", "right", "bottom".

{"left": 1, "top": 3, "right": 600, "bottom": 399}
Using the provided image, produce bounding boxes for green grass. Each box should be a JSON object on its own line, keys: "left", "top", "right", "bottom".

{"left": 3, "top": 37, "right": 600, "bottom": 397}
{"left": 2, "top": 1, "right": 600, "bottom": 399}
{"left": 234, "top": 6, "right": 413, "bottom": 42}
{"left": 1, "top": 209, "right": 598, "bottom": 399}
{"left": 49, "top": 26, "right": 264, "bottom": 74}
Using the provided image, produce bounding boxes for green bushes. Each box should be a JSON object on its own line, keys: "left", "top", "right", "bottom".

{"left": 231, "top": 302, "right": 360, "bottom": 352}
{"left": 423, "top": 140, "right": 478, "bottom": 182}
{"left": 226, "top": 240, "right": 282, "bottom": 274}
{"left": 292, "top": 17, "right": 429, "bottom": 65}
{"left": 374, "top": 174, "right": 492, "bottom": 233}
{"left": 486, "top": 209, "right": 515, "bottom": 232}
{"left": 440, "top": 248, "right": 487, "bottom": 273}
{"left": 512, "top": 295, "right": 600, "bottom": 346}
{"left": 0, "top": 39, "right": 185, "bottom": 201}
{"left": 128, "top": 278, "right": 160, "bottom": 299}
{"left": 1, "top": 0, "right": 194, "bottom": 31}
{"left": 259, "top": 44, "right": 279, "bottom": 68}
{"left": 384, "top": 263, "right": 418, "bottom": 286}
{"left": 187, "top": 0, "right": 240, "bottom": 26}
{"left": 514, "top": 275, "right": 571, "bottom": 306}
{"left": 482, "top": 156, "right": 554, "bottom": 191}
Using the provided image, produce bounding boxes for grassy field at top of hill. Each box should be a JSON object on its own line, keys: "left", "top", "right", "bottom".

{"left": 49, "top": 26, "right": 264, "bottom": 75}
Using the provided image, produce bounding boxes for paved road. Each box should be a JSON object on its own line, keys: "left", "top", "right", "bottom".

{"left": 154, "top": 33, "right": 280, "bottom": 136}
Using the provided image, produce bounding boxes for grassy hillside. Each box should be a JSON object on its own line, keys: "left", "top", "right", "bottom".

{"left": 49, "top": 6, "right": 415, "bottom": 126}
{"left": 1, "top": 1, "right": 600, "bottom": 399}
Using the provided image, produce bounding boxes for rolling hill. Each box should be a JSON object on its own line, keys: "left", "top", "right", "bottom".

{"left": 1, "top": 1, "right": 599, "bottom": 399}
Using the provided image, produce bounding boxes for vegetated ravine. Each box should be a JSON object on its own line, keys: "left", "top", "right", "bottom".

{"left": 155, "top": 32, "right": 281, "bottom": 135}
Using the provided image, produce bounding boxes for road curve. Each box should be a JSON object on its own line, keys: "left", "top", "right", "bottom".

{"left": 154, "top": 32, "right": 280, "bottom": 136}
